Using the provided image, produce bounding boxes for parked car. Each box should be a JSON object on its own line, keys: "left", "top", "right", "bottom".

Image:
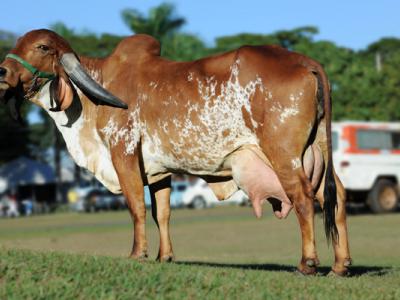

{"left": 118, "top": 179, "right": 208, "bottom": 209}
{"left": 83, "top": 187, "right": 126, "bottom": 212}
{"left": 71, "top": 177, "right": 248, "bottom": 212}
{"left": 332, "top": 121, "right": 400, "bottom": 213}
{"left": 170, "top": 180, "right": 191, "bottom": 207}
{"left": 68, "top": 182, "right": 95, "bottom": 212}
{"left": 180, "top": 178, "right": 248, "bottom": 209}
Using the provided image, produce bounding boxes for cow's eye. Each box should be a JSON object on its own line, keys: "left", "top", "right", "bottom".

{"left": 37, "top": 45, "right": 50, "bottom": 52}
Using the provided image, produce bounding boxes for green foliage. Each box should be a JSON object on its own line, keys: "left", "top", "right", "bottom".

{"left": 0, "top": 108, "right": 31, "bottom": 163}
{"left": 364, "top": 38, "right": 400, "bottom": 121}
{"left": 214, "top": 33, "right": 279, "bottom": 54}
{"left": 0, "top": 29, "right": 31, "bottom": 162}
{"left": 121, "top": 3, "right": 207, "bottom": 61}
{"left": 214, "top": 26, "right": 319, "bottom": 53}
{"left": 367, "top": 38, "right": 400, "bottom": 59}
{"left": 121, "top": 3, "right": 185, "bottom": 42}
{"left": 0, "top": 30, "right": 15, "bottom": 60}
{"left": 29, "top": 111, "right": 65, "bottom": 156}
{"left": 162, "top": 33, "right": 207, "bottom": 61}
{"left": 50, "top": 22, "right": 123, "bottom": 58}
{"left": 275, "top": 26, "right": 319, "bottom": 49}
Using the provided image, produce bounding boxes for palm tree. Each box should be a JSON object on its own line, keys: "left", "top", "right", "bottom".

{"left": 121, "top": 3, "right": 186, "bottom": 42}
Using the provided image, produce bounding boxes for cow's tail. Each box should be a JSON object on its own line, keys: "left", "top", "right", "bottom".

{"left": 314, "top": 64, "right": 338, "bottom": 245}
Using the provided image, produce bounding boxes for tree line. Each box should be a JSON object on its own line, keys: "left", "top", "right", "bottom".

{"left": 0, "top": 3, "right": 399, "bottom": 163}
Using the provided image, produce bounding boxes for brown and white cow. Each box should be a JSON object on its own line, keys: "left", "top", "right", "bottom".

{"left": 0, "top": 29, "right": 351, "bottom": 275}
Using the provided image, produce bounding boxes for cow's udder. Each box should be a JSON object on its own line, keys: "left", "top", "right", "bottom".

{"left": 228, "top": 147, "right": 292, "bottom": 219}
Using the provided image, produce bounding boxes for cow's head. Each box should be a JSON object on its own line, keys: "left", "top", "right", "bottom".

{"left": 0, "top": 29, "right": 127, "bottom": 122}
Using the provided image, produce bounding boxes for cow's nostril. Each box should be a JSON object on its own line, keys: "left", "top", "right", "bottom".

{"left": 0, "top": 67, "right": 7, "bottom": 76}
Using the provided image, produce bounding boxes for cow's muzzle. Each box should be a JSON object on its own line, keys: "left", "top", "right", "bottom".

{"left": 0, "top": 66, "right": 7, "bottom": 77}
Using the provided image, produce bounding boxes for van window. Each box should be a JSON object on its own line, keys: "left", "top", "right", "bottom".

{"left": 175, "top": 184, "right": 187, "bottom": 192}
{"left": 357, "top": 130, "right": 400, "bottom": 150}
{"left": 392, "top": 132, "right": 400, "bottom": 149}
{"left": 332, "top": 131, "right": 338, "bottom": 151}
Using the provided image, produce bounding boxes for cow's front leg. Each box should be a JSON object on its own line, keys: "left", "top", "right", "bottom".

{"left": 149, "top": 176, "right": 174, "bottom": 262}
{"left": 112, "top": 150, "right": 148, "bottom": 260}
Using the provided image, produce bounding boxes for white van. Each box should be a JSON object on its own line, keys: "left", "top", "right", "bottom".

{"left": 332, "top": 121, "right": 400, "bottom": 213}
{"left": 180, "top": 178, "right": 248, "bottom": 209}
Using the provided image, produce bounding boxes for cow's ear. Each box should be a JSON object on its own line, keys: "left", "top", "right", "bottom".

{"left": 49, "top": 75, "right": 74, "bottom": 111}
{"left": 48, "top": 52, "right": 75, "bottom": 111}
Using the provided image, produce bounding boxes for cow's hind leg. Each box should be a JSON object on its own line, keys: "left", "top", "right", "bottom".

{"left": 256, "top": 74, "right": 320, "bottom": 274}
{"left": 149, "top": 176, "right": 174, "bottom": 262}
{"left": 278, "top": 167, "right": 320, "bottom": 275}
{"left": 316, "top": 172, "right": 352, "bottom": 275}
{"left": 230, "top": 148, "right": 319, "bottom": 274}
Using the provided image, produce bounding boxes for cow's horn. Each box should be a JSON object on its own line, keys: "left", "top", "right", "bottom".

{"left": 60, "top": 53, "right": 128, "bottom": 109}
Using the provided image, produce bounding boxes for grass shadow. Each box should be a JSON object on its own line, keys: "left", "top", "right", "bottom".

{"left": 176, "top": 261, "right": 393, "bottom": 277}
{"left": 346, "top": 265, "right": 393, "bottom": 276}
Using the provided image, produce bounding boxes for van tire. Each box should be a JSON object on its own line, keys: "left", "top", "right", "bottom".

{"left": 367, "top": 179, "right": 399, "bottom": 213}
{"left": 192, "top": 196, "right": 207, "bottom": 209}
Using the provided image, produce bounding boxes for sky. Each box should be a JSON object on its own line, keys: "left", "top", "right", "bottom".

{"left": 0, "top": 0, "right": 399, "bottom": 50}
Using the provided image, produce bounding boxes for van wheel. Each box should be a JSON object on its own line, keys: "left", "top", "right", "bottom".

{"left": 367, "top": 179, "right": 399, "bottom": 213}
{"left": 192, "top": 196, "right": 206, "bottom": 209}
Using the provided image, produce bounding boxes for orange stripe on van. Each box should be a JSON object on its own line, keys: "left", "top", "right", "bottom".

{"left": 343, "top": 125, "right": 381, "bottom": 154}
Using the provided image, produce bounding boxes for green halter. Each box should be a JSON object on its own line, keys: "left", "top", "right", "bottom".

{"left": 6, "top": 53, "right": 56, "bottom": 79}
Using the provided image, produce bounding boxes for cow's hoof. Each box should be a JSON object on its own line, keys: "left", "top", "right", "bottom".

{"left": 327, "top": 269, "right": 349, "bottom": 277}
{"left": 157, "top": 254, "right": 175, "bottom": 263}
{"left": 329, "top": 258, "right": 352, "bottom": 276}
{"left": 297, "top": 265, "right": 317, "bottom": 276}
{"left": 129, "top": 252, "right": 148, "bottom": 261}
{"left": 343, "top": 258, "right": 353, "bottom": 267}
{"left": 297, "top": 258, "right": 319, "bottom": 275}
{"left": 306, "top": 258, "right": 320, "bottom": 267}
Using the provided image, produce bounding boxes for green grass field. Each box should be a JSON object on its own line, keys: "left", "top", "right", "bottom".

{"left": 0, "top": 206, "right": 399, "bottom": 299}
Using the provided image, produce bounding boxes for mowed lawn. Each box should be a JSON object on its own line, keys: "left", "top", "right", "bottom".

{"left": 0, "top": 206, "right": 399, "bottom": 299}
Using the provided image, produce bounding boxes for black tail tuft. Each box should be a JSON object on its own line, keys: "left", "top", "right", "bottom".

{"left": 323, "top": 160, "right": 338, "bottom": 244}
{"left": 313, "top": 62, "right": 338, "bottom": 245}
